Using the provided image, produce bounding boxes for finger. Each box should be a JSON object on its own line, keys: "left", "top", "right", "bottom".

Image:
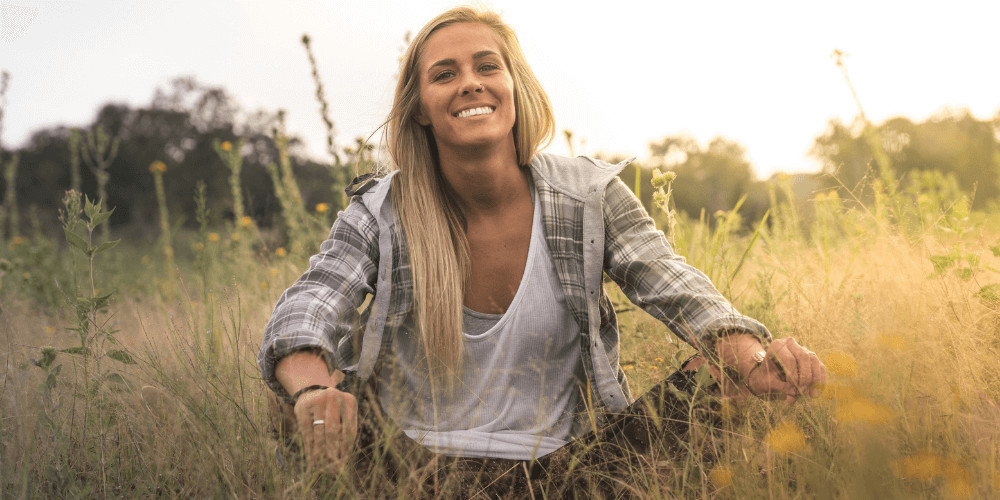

{"left": 343, "top": 392, "right": 358, "bottom": 446}
{"left": 791, "top": 345, "right": 812, "bottom": 390}
{"left": 294, "top": 405, "right": 319, "bottom": 465}
{"left": 772, "top": 343, "right": 801, "bottom": 394}
{"left": 812, "top": 355, "right": 827, "bottom": 397}
{"left": 324, "top": 396, "right": 343, "bottom": 467}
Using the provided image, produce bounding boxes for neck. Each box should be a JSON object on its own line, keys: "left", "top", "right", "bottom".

{"left": 437, "top": 136, "right": 528, "bottom": 218}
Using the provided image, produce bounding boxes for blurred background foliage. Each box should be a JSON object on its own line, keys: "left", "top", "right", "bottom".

{"left": 0, "top": 74, "right": 998, "bottom": 239}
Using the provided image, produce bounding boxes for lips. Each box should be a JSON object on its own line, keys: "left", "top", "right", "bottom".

{"left": 454, "top": 106, "right": 495, "bottom": 118}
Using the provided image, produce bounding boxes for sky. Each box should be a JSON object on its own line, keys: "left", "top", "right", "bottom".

{"left": 2, "top": 0, "right": 998, "bottom": 178}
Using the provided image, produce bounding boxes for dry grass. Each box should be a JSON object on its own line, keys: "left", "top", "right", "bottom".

{"left": 3, "top": 187, "right": 1000, "bottom": 498}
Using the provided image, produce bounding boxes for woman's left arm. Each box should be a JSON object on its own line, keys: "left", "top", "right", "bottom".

{"left": 602, "top": 177, "right": 824, "bottom": 399}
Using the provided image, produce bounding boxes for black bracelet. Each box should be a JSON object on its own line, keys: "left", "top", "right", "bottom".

{"left": 292, "top": 384, "right": 330, "bottom": 404}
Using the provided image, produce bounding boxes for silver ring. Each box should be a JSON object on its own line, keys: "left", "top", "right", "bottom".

{"left": 312, "top": 419, "right": 325, "bottom": 426}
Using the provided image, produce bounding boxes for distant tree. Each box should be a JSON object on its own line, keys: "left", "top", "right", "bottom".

{"left": 811, "top": 108, "right": 1000, "bottom": 207}
{"left": 646, "top": 135, "right": 768, "bottom": 226}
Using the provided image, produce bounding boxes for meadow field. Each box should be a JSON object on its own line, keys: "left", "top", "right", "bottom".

{"left": 2, "top": 140, "right": 999, "bottom": 499}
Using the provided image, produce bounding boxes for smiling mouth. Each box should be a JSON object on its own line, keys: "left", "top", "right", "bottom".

{"left": 454, "top": 106, "right": 495, "bottom": 118}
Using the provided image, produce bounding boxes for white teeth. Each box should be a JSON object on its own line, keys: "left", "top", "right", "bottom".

{"left": 456, "top": 106, "right": 494, "bottom": 118}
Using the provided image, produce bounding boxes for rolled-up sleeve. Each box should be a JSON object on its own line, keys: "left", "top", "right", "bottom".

{"left": 602, "top": 177, "right": 771, "bottom": 355}
{"left": 258, "top": 199, "right": 380, "bottom": 402}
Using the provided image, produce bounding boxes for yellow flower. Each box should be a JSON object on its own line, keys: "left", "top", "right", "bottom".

{"left": 315, "top": 203, "right": 329, "bottom": 213}
{"left": 45, "top": 326, "right": 55, "bottom": 333}
{"left": 149, "top": 160, "right": 167, "bottom": 173}
{"left": 221, "top": 141, "right": 232, "bottom": 151}
{"left": 192, "top": 242, "right": 205, "bottom": 251}
{"left": 240, "top": 216, "right": 252, "bottom": 227}
{"left": 10, "top": 236, "right": 27, "bottom": 247}
{"left": 275, "top": 247, "right": 287, "bottom": 257}
{"left": 835, "top": 396, "right": 894, "bottom": 425}
{"left": 765, "top": 421, "right": 806, "bottom": 455}
{"left": 230, "top": 233, "right": 241, "bottom": 242}
{"left": 654, "top": 357, "right": 664, "bottom": 363}
{"left": 259, "top": 281, "right": 268, "bottom": 290}
{"left": 622, "top": 364, "right": 635, "bottom": 371}
{"left": 894, "top": 452, "right": 943, "bottom": 480}
{"left": 818, "top": 381, "right": 862, "bottom": 401}
{"left": 207, "top": 232, "right": 220, "bottom": 242}
{"left": 821, "top": 351, "right": 857, "bottom": 378}
{"left": 269, "top": 267, "right": 279, "bottom": 277}
{"left": 708, "top": 465, "right": 733, "bottom": 488}
{"left": 878, "top": 334, "right": 905, "bottom": 350}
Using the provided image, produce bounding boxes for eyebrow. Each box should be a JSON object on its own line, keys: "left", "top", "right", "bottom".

{"left": 426, "top": 50, "right": 500, "bottom": 74}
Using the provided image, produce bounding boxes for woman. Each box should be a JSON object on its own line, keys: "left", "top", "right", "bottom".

{"left": 259, "top": 5, "right": 825, "bottom": 493}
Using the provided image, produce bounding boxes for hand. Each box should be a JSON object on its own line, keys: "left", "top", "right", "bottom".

{"left": 745, "top": 337, "right": 826, "bottom": 402}
{"left": 294, "top": 387, "right": 358, "bottom": 470}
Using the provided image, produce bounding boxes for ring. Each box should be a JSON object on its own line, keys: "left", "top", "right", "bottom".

{"left": 312, "top": 419, "right": 325, "bottom": 426}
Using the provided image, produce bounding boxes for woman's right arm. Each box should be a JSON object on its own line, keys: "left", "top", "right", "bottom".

{"left": 258, "top": 199, "right": 380, "bottom": 467}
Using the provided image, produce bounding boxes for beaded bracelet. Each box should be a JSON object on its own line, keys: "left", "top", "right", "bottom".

{"left": 292, "top": 384, "right": 330, "bottom": 404}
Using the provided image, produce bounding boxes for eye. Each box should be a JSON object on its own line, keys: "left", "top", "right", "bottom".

{"left": 478, "top": 62, "right": 501, "bottom": 73}
{"left": 431, "top": 70, "right": 455, "bottom": 82}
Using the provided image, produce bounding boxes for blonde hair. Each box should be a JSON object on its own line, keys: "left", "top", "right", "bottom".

{"left": 385, "top": 6, "right": 554, "bottom": 385}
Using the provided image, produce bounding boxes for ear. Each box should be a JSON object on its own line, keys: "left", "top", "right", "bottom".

{"left": 415, "top": 105, "right": 431, "bottom": 127}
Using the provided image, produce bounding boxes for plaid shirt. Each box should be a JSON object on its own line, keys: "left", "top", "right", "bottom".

{"left": 259, "top": 152, "right": 772, "bottom": 410}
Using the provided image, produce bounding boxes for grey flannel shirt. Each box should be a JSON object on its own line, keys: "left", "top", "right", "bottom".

{"left": 258, "top": 152, "right": 772, "bottom": 411}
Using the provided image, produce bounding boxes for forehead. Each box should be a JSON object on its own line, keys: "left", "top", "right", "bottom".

{"left": 420, "top": 22, "right": 504, "bottom": 68}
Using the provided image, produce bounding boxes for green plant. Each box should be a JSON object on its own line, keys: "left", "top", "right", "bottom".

{"left": 79, "top": 125, "right": 121, "bottom": 242}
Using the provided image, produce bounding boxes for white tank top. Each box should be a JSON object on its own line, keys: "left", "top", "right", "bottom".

{"left": 378, "top": 185, "right": 583, "bottom": 459}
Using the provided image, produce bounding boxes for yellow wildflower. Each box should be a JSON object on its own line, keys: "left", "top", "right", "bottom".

{"left": 622, "top": 364, "right": 635, "bottom": 371}
{"left": 826, "top": 189, "right": 840, "bottom": 200}
{"left": 259, "top": 281, "right": 268, "bottom": 290}
{"left": 835, "top": 396, "right": 893, "bottom": 425}
{"left": 221, "top": 141, "right": 232, "bottom": 151}
{"left": 192, "top": 242, "right": 205, "bottom": 251}
{"left": 821, "top": 351, "right": 857, "bottom": 378}
{"left": 240, "top": 216, "right": 252, "bottom": 227}
{"left": 894, "top": 452, "right": 943, "bottom": 480}
{"left": 275, "top": 247, "right": 287, "bottom": 257}
{"left": 765, "top": 421, "right": 806, "bottom": 455}
{"left": 269, "top": 267, "right": 279, "bottom": 277}
{"left": 708, "top": 465, "right": 733, "bottom": 488}
{"left": 207, "top": 232, "right": 220, "bottom": 242}
{"left": 654, "top": 357, "right": 664, "bottom": 363}
{"left": 878, "top": 334, "right": 905, "bottom": 350}
{"left": 818, "top": 381, "right": 862, "bottom": 401}
{"left": 149, "top": 160, "right": 167, "bottom": 173}
{"left": 315, "top": 203, "right": 329, "bottom": 213}
{"left": 45, "top": 326, "right": 55, "bottom": 333}
{"left": 10, "top": 236, "right": 27, "bottom": 247}
{"left": 231, "top": 233, "right": 241, "bottom": 242}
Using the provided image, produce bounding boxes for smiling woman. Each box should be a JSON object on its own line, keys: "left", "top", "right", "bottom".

{"left": 258, "top": 5, "right": 826, "bottom": 496}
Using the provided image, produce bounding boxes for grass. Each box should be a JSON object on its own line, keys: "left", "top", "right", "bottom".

{"left": 3, "top": 152, "right": 1000, "bottom": 498}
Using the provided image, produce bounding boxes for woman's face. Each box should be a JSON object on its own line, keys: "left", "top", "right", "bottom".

{"left": 415, "top": 22, "right": 516, "bottom": 157}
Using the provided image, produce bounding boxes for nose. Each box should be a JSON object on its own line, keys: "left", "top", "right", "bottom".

{"left": 459, "top": 78, "right": 484, "bottom": 96}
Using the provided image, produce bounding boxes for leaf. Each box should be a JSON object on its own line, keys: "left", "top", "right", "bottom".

{"left": 991, "top": 245, "right": 1000, "bottom": 258}
{"left": 929, "top": 255, "right": 955, "bottom": 275}
{"left": 60, "top": 346, "right": 90, "bottom": 356}
{"left": 93, "top": 239, "right": 120, "bottom": 255}
{"left": 90, "top": 209, "right": 114, "bottom": 227}
{"left": 107, "top": 349, "right": 136, "bottom": 365}
{"left": 64, "top": 229, "right": 89, "bottom": 253}
{"left": 975, "top": 284, "right": 1000, "bottom": 304}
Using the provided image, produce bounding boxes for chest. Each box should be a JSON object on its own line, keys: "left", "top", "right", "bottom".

{"left": 463, "top": 205, "right": 534, "bottom": 314}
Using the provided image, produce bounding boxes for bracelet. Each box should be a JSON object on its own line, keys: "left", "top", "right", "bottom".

{"left": 292, "top": 384, "right": 330, "bottom": 404}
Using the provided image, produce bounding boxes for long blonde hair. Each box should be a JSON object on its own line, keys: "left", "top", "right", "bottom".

{"left": 385, "top": 6, "right": 555, "bottom": 384}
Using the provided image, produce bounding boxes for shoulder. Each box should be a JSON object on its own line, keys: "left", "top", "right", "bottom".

{"left": 528, "top": 152, "right": 635, "bottom": 200}
{"left": 343, "top": 170, "right": 399, "bottom": 229}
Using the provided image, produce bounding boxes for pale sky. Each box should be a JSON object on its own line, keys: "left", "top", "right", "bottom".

{"left": 2, "top": 0, "right": 998, "bottom": 178}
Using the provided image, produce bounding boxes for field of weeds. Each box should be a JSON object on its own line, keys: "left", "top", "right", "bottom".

{"left": 2, "top": 149, "right": 1000, "bottom": 498}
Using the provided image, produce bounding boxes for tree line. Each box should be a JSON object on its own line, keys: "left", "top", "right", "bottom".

{"left": 1, "top": 76, "right": 998, "bottom": 241}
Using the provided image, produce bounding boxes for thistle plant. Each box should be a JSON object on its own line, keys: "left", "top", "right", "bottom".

{"left": 57, "top": 191, "right": 134, "bottom": 467}
{"left": 650, "top": 168, "right": 678, "bottom": 245}
{"left": 149, "top": 161, "right": 175, "bottom": 279}
{"left": 80, "top": 125, "right": 120, "bottom": 242}
{"left": 68, "top": 128, "right": 82, "bottom": 193}
{"left": 212, "top": 139, "right": 246, "bottom": 223}
{"left": 2, "top": 152, "right": 19, "bottom": 239}
{"left": 301, "top": 33, "right": 349, "bottom": 212}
